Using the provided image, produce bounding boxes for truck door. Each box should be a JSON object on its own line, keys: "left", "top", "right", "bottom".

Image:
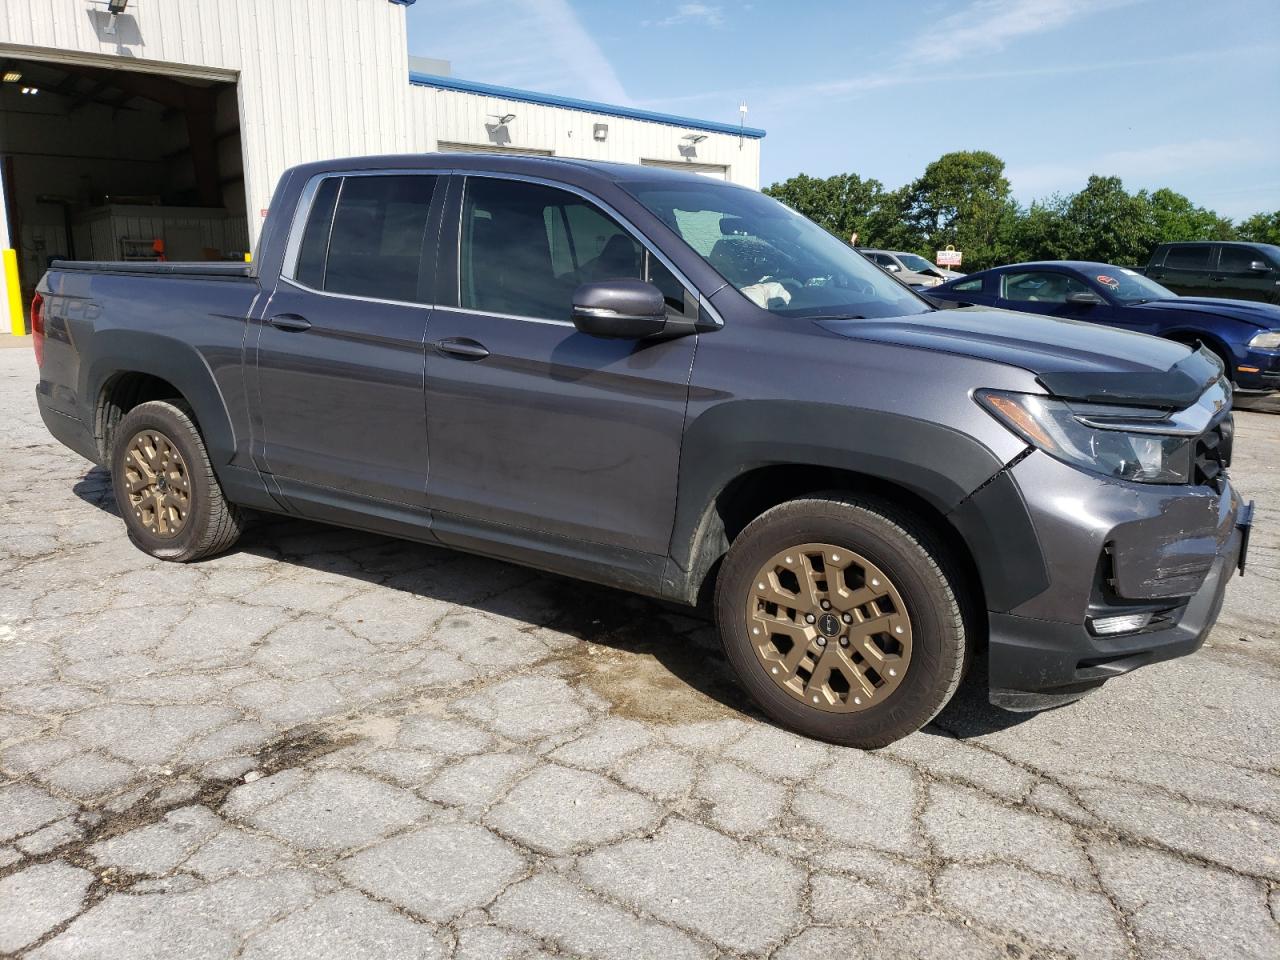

{"left": 1213, "top": 244, "right": 1277, "bottom": 303}
{"left": 422, "top": 173, "right": 697, "bottom": 559}
{"left": 253, "top": 172, "right": 442, "bottom": 508}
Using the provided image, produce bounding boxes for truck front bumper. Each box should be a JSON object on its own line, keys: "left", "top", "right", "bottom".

{"left": 983, "top": 449, "right": 1250, "bottom": 710}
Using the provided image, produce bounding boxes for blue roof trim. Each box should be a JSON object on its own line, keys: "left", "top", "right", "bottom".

{"left": 408, "top": 72, "right": 766, "bottom": 139}
{"left": 389, "top": 1, "right": 416, "bottom": 6}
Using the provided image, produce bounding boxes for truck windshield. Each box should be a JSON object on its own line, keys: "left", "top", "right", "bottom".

{"left": 623, "top": 181, "right": 932, "bottom": 319}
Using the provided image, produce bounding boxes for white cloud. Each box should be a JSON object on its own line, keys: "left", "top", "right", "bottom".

{"left": 409, "top": 0, "right": 628, "bottom": 103}
{"left": 652, "top": 4, "right": 726, "bottom": 27}
{"left": 905, "top": 0, "right": 1135, "bottom": 66}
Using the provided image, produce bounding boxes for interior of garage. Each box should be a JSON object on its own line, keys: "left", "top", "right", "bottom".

{"left": 0, "top": 57, "right": 247, "bottom": 302}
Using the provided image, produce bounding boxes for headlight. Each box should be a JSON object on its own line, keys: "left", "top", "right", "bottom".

{"left": 977, "top": 390, "right": 1195, "bottom": 484}
{"left": 1249, "top": 330, "right": 1280, "bottom": 350}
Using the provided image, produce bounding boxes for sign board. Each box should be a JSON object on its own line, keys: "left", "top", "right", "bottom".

{"left": 936, "top": 248, "right": 962, "bottom": 267}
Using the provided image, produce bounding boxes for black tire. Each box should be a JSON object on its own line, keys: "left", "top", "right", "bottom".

{"left": 110, "top": 400, "right": 245, "bottom": 562}
{"left": 715, "top": 495, "right": 968, "bottom": 748}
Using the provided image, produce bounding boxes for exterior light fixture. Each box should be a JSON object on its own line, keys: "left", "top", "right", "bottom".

{"left": 489, "top": 113, "right": 515, "bottom": 125}
{"left": 683, "top": 133, "right": 708, "bottom": 144}
{"left": 107, "top": 0, "right": 129, "bottom": 13}
{"left": 21, "top": 86, "right": 39, "bottom": 95}
{"left": 593, "top": 123, "right": 608, "bottom": 142}
{"left": 2, "top": 71, "right": 21, "bottom": 83}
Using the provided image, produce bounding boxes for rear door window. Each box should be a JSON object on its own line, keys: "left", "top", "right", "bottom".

{"left": 289, "top": 174, "right": 437, "bottom": 303}
{"left": 323, "top": 176, "right": 438, "bottom": 302}
{"left": 1164, "top": 245, "right": 1212, "bottom": 271}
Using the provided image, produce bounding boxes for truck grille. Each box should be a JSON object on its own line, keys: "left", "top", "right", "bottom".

{"left": 1193, "top": 414, "right": 1232, "bottom": 490}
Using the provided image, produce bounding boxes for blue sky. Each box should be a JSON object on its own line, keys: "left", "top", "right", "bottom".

{"left": 407, "top": 0, "right": 1280, "bottom": 220}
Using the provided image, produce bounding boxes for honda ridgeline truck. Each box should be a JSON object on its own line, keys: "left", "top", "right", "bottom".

{"left": 32, "top": 155, "right": 1254, "bottom": 747}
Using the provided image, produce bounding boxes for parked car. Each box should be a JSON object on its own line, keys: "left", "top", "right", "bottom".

{"left": 931, "top": 261, "right": 1280, "bottom": 392}
{"left": 1145, "top": 241, "right": 1280, "bottom": 305}
{"left": 32, "top": 155, "right": 1251, "bottom": 747}
{"left": 861, "top": 249, "right": 963, "bottom": 287}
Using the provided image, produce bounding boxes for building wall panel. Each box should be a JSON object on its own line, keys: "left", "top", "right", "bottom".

{"left": 0, "top": 0, "right": 412, "bottom": 248}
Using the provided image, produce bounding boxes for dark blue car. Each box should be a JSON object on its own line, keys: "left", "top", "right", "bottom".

{"left": 931, "top": 261, "right": 1280, "bottom": 391}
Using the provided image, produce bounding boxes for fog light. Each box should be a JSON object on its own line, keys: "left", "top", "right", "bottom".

{"left": 1089, "top": 612, "right": 1152, "bottom": 636}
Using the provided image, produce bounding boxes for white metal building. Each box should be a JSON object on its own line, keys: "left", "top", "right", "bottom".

{"left": 0, "top": 0, "right": 765, "bottom": 331}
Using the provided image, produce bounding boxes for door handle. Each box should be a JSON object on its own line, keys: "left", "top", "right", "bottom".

{"left": 269, "top": 313, "right": 312, "bottom": 331}
{"left": 433, "top": 337, "right": 489, "bottom": 360}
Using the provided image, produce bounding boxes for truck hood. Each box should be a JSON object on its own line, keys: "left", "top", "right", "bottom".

{"left": 816, "top": 306, "right": 1222, "bottom": 409}
{"left": 1128, "top": 297, "right": 1280, "bottom": 329}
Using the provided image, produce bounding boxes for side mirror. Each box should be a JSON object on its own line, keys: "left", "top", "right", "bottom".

{"left": 885, "top": 264, "right": 901, "bottom": 273}
{"left": 1249, "top": 260, "right": 1271, "bottom": 273}
{"left": 1066, "top": 291, "right": 1104, "bottom": 306}
{"left": 571, "top": 279, "right": 667, "bottom": 339}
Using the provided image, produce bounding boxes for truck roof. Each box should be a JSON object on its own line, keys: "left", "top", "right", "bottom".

{"left": 281, "top": 152, "right": 753, "bottom": 191}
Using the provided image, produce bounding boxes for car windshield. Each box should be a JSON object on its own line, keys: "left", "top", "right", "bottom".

{"left": 622, "top": 180, "right": 932, "bottom": 319}
{"left": 897, "top": 253, "right": 937, "bottom": 273}
{"left": 1093, "top": 267, "right": 1176, "bottom": 303}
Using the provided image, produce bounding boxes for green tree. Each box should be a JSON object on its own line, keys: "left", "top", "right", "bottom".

{"left": 899, "top": 150, "right": 1012, "bottom": 270}
{"left": 763, "top": 172, "right": 884, "bottom": 242}
{"left": 863, "top": 185, "right": 921, "bottom": 253}
{"left": 1142, "top": 188, "right": 1235, "bottom": 245}
{"left": 1056, "top": 175, "right": 1157, "bottom": 266}
{"left": 1237, "top": 210, "right": 1280, "bottom": 245}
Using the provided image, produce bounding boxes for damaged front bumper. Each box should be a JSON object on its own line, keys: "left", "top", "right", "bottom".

{"left": 983, "top": 448, "right": 1251, "bottom": 711}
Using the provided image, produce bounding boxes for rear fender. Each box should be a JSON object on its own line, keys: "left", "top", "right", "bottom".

{"left": 84, "top": 329, "right": 238, "bottom": 465}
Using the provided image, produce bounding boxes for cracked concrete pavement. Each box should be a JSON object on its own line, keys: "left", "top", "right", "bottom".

{"left": 1, "top": 345, "right": 1277, "bottom": 959}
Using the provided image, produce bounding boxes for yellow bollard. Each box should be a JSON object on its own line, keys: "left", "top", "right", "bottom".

{"left": 3, "top": 249, "right": 23, "bottom": 337}
{"left": 244, "top": 252, "right": 252, "bottom": 263}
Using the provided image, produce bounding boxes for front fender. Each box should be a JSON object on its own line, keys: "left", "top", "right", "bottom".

{"left": 663, "top": 399, "right": 1046, "bottom": 608}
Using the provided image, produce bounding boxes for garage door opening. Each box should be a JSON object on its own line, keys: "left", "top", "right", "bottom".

{"left": 0, "top": 57, "right": 247, "bottom": 308}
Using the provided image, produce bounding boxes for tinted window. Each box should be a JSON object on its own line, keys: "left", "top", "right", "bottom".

{"left": 461, "top": 177, "right": 688, "bottom": 320}
{"left": 1218, "top": 246, "right": 1263, "bottom": 273}
{"left": 322, "top": 175, "right": 437, "bottom": 302}
{"left": 1164, "top": 245, "right": 1211, "bottom": 270}
{"left": 294, "top": 178, "right": 341, "bottom": 290}
{"left": 1002, "top": 271, "right": 1090, "bottom": 304}
{"left": 952, "top": 277, "right": 983, "bottom": 292}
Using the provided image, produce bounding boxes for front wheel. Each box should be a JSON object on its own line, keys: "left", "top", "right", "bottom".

{"left": 110, "top": 400, "right": 245, "bottom": 562}
{"left": 715, "top": 495, "right": 969, "bottom": 748}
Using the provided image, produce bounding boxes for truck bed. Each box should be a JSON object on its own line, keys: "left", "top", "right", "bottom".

{"left": 49, "top": 260, "right": 253, "bottom": 280}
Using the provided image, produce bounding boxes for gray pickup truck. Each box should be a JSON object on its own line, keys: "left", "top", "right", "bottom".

{"left": 32, "top": 154, "right": 1252, "bottom": 747}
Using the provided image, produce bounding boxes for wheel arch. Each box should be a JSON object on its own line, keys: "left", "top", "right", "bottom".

{"left": 663, "top": 401, "right": 1029, "bottom": 615}
{"left": 85, "top": 330, "right": 237, "bottom": 467}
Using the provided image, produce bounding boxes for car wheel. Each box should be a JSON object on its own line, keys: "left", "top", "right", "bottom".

{"left": 110, "top": 400, "right": 245, "bottom": 562}
{"left": 715, "top": 495, "right": 968, "bottom": 748}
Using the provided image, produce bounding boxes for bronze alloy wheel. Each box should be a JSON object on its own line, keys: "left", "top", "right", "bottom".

{"left": 122, "top": 429, "right": 192, "bottom": 539}
{"left": 746, "top": 542, "right": 912, "bottom": 713}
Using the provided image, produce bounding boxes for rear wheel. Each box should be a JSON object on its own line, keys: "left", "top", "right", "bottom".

{"left": 110, "top": 400, "right": 244, "bottom": 562}
{"left": 715, "top": 495, "right": 968, "bottom": 748}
